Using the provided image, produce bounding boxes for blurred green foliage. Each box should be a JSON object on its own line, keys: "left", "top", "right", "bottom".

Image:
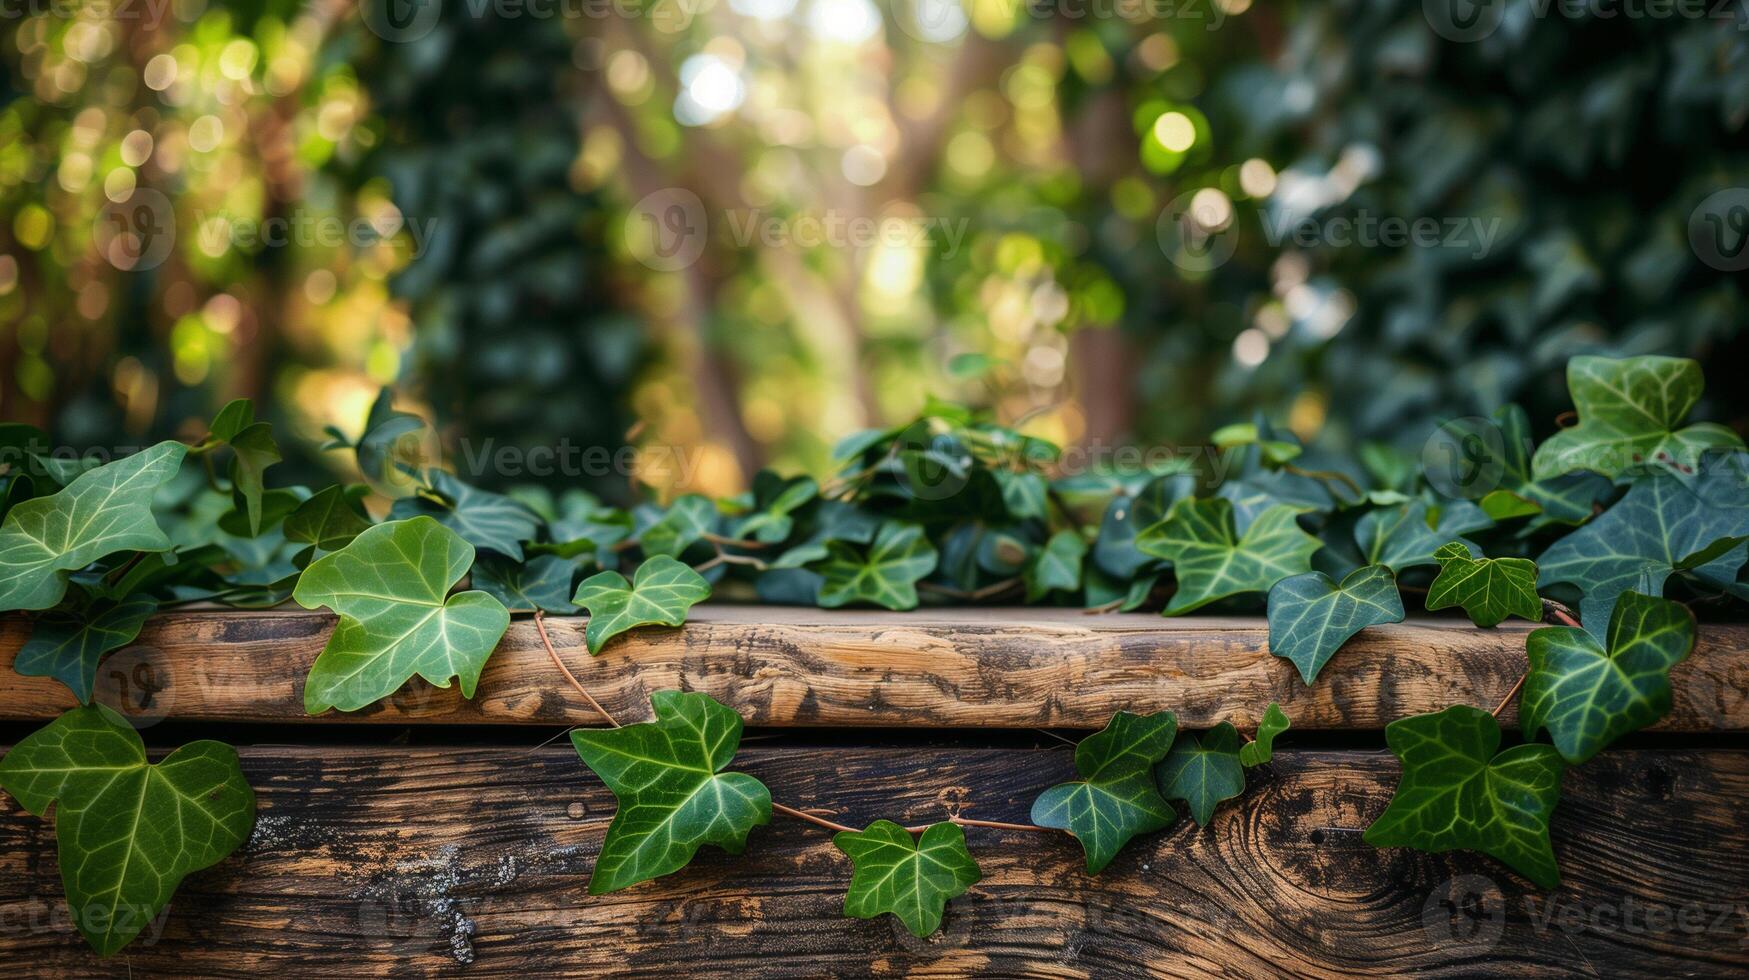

{"left": 1, "top": 0, "right": 1743, "bottom": 498}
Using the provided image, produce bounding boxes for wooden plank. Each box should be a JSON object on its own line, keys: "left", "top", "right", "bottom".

{"left": 2, "top": 609, "right": 1747, "bottom": 730}
{"left": 0, "top": 744, "right": 1745, "bottom": 977}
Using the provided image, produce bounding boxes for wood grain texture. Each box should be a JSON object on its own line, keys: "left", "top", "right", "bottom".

{"left": 0, "top": 744, "right": 1745, "bottom": 978}
{"left": 2, "top": 608, "right": 1747, "bottom": 730}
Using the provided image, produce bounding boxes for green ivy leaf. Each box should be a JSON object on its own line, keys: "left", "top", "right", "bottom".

{"left": 571, "top": 691, "right": 771, "bottom": 894}
{"left": 473, "top": 554, "right": 579, "bottom": 614}
{"left": 12, "top": 595, "right": 157, "bottom": 703}
{"left": 1030, "top": 711, "right": 1178, "bottom": 873}
{"left": 833, "top": 820, "right": 981, "bottom": 937}
{"left": 1531, "top": 355, "right": 1743, "bottom": 482}
{"left": 572, "top": 555, "right": 710, "bottom": 654}
{"left": 1432, "top": 405, "right": 1609, "bottom": 529}
{"left": 993, "top": 469, "right": 1049, "bottom": 521}
{"left": 1522, "top": 591, "right": 1696, "bottom": 764}
{"left": 1354, "top": 498, "right": 1493, "bottom": 572}
{"left": 283, "top": 484, "right": 372, "bottom": 553}
{"left": 0, "top": 442, "right": 187, "bottom": 612}
{"left": 730, "top": 473, "right": 818, "bottom": 544}
{"left": 640, "top": 494, "right": 716, "bottom": 558}
{"left": 814, "top": 521, "right": 939, "bottom": 610}
{"left": 1092, "top": 470, "right": 1193, "bottom": 580}
{"left": 1240, "top": 703, "right": 1290, "bottom": 767}
{"left": 1155, "top": 722, "right": 1245, "bottom": 825}
{"left": 1266, "top": 565, "right": 1404, "bottom": 684}
{"left": 1024, "top": 529, "right": 1087, "bottom": 601}
{"left": 207, "top": 400, "right": 282, "bottom": 536}
{"left": 1425, "top": 542, "right": 1543, "bottom": 628}
{"left": 1364, "top": 705, "right": 1564, "bottom": 889}
{"left": 293, "top": 516, "right": 511, "bottom": 713}
{"left": 0, "top": 705, "right": 255, "bottom": 956}
{"left": 1537, "top": 459, "right": 1749, "bottom": 628}
{"left": 391, "top": 470, "right": 540, "bottom": 560}
{"left": 1141, "top": 499, "right": 1322, "bottom": 615}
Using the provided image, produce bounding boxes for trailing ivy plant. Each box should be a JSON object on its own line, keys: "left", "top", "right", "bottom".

{"left": 1, "top": 353, "right": 1745, "bottom": 951}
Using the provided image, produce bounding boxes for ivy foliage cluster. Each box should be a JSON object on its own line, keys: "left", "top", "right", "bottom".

{"left": 1, "top": 354, "right": 1747, "bottom": 952}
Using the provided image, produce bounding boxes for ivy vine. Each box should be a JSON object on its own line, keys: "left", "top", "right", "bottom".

{"left": 1, "top": 353, "right": 1746, "bottom": 954}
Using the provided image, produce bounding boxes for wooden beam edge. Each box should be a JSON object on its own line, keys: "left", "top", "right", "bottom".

{"left": 1, "top": 609, "right": 1746, "bottom": 731}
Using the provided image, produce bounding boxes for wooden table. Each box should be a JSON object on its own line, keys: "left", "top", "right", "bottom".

{"left": 2, "top": 609, "right": 1747, "bottom": 977}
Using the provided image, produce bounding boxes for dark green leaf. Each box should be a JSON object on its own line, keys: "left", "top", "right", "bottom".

{"left": 1030, "top": 710, "right": 1178, "bottom": 873}
{"left": 571, "top": 691, "right": 771, "bottom": 894}
{"left": 1266, "top": 565, "right": 1404, "bottom": 684}
{"left": 390, "top": 470, "right": 540, "bottom": 560}
{"left": 814, "top": 521, "right": 938, "bottom": 610}
{"left": 12, "top": 596, "right": 157, "bottom": 703}
{"left": 1155, "top": 722, "right": 1245, "bottom": 825}
{"left": 0, "top": 705, "right": 255, "bottom": 956}
{"left": 283, "top": 484, "right": 373, "bottom": 552}
{"left": 1140, "top": 499, "right": 1322, "bottom": 614}
{"left": 1024, "top": 529, "right": 1086, "bottom": 601}
{"left": 473, "top": 554, "right": 579, "bottom": 614}
{"left": 1364, "top": 705, "right": 1564, "bottom": 889}
{"left": 1522, "top": 591, "right": 1695, "bottom": 764}
{"left": 1425, "top": 542, "right": 1543, "bottom": 628}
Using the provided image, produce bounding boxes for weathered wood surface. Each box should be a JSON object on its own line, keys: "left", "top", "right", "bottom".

{"left": 2, "top": 608, "right": 1747, "bottom": 731}
{"left": 0, "top": 744, "right": 1744, "bottom": 978}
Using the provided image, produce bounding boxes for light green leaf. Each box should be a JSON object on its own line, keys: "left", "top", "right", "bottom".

{"left": 1240, "top": 703, "right": 1290, "bottom": 767}
{"left": 571, "top": 691, "right": 771, "bottom": 894}
{"left": 1522, "top": 591, "right": 1696, "bottom": 764}
{"left": 1024, "top": 530, "right": 1087, "bottom": 601}
{"left": 12, "top": 595, "right": 157, "bottom": 703}
{"left": 1266, "top": 565, "right": 1404, "bottom": 684}
{"left": 207, "top": 400, "right": 281, "bottom": 537}
{"left": 293, "top": 516, "right": 510, "bottom": 713}
{"left": 834, "top": 820, "right": 981, "bottom": 937}
{"left": 0, "top": 442, "right": 187, "bottom": 612}
{"left": 1537, "top": 458, "right": 1749, "bottom": 628}
{"left": 730, "top": 473, "right": 817, "bottom": 544}
{"left": 1141, "top": 499, "right": 1322, "bottom": 615}
{"left": 1030, "top": 711, "right": 1178, "bottom": 873}
{"left": 0, "top": 705, "right": 255, "bottom": 956}
{"left": 993, "top": 469, "right": 1049, "bottom": 521}
{"left": 814, "top": 521, "right": 939, "bottom": 610}
{"left": 390, "top": 470, "right": 540, "bottom": 560}
{"left": 1531, "top": 355, "right": 1743, "bottom": 482}
{"left": 473, "top": 554, "right": 579, "bottom": 614}
{"left": 283, "top": 484, "right": 372, "bottom": 553}
{"left": 1364, "top": 705, "right": 1564, "bottom": 889}
{"left": 1155, "top": 723, "right": 1245, "bottom": 825}
{"left": 572, "top": 555, "right": 710, "bottom": 654}
{"left": 1425, "top": 542, "right": 1543, "bottom": 628}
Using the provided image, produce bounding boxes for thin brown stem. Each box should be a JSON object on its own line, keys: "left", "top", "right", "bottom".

{"left": 1490, "top": 672, "right": 1527, "bottom": 721}
{"left": 1281, "top": 463, "right": 1364, "bottom": 499}
{"left": 943, "top": 815, "right": 1061, "bottom": 835}
{"left": 771, "top": 802, "right": 858, "bottom": 834}
{"left": 918, "top": 578, "right": 1022, "bottom": 602}
{"left": 534, "top": 611, "right": 619, "bottom": 727}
